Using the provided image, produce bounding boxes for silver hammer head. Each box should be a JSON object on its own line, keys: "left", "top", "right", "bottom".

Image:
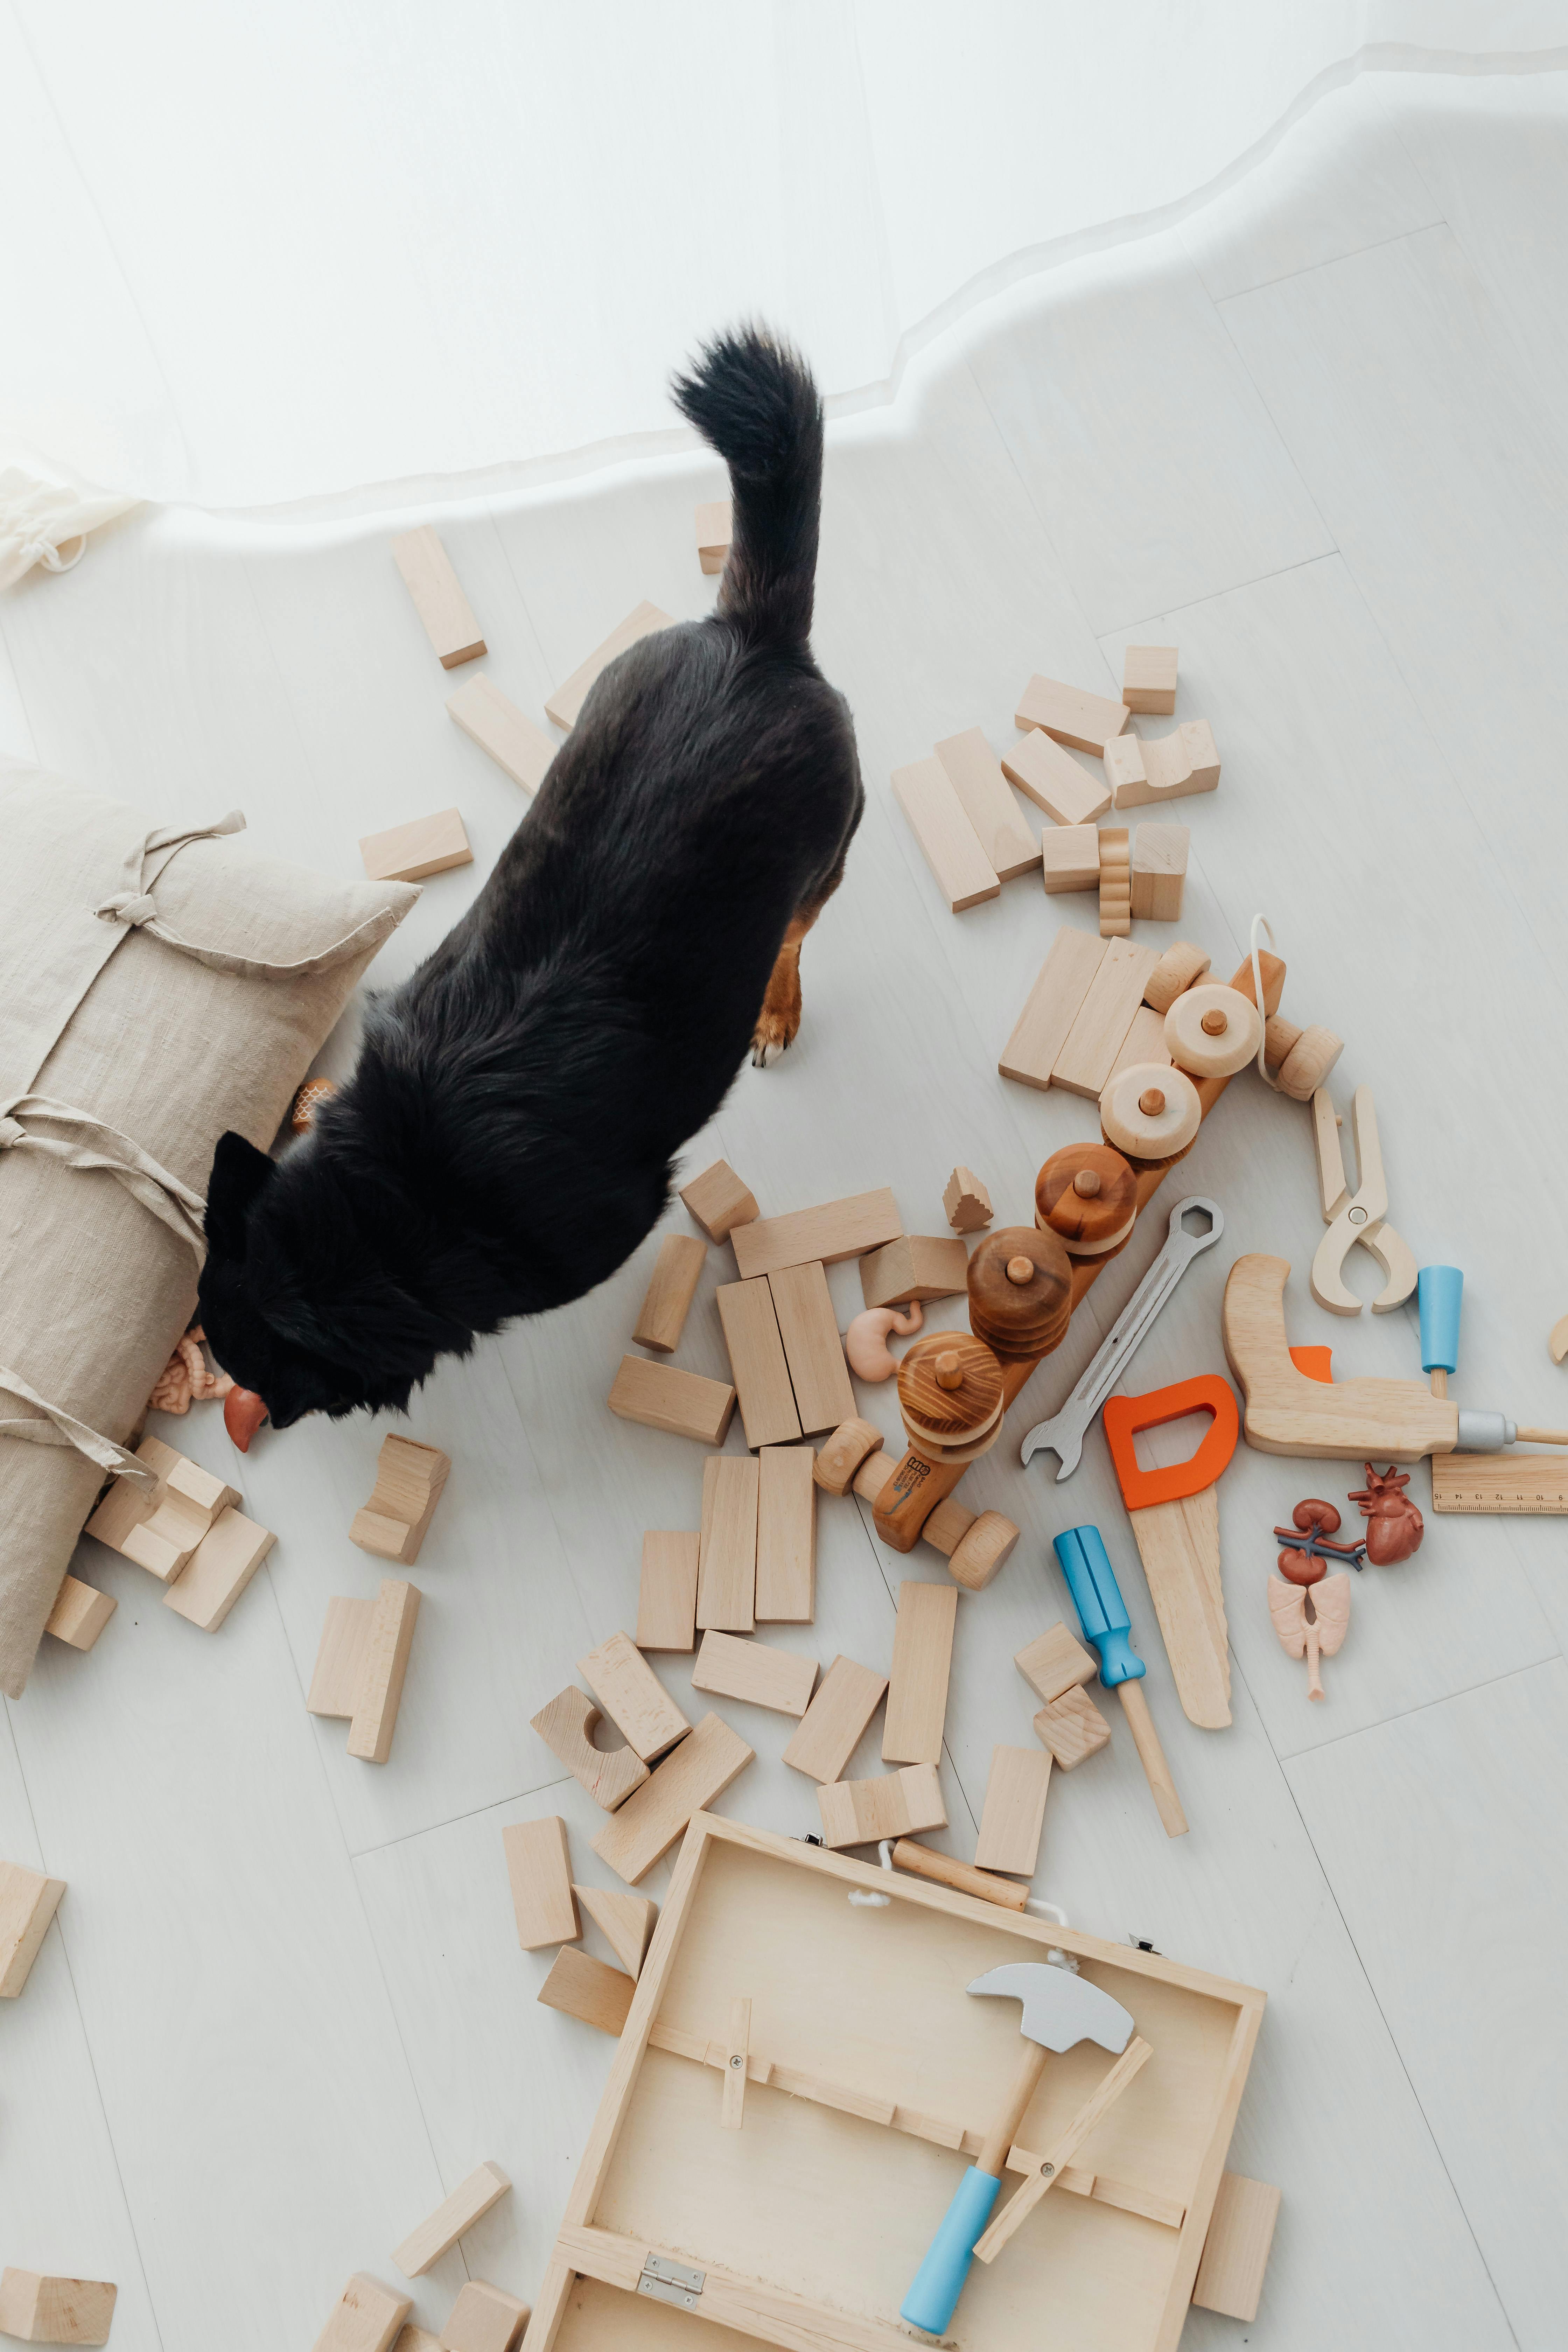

{"left": 968, "top": 1962, "right": 1133, "bottom": 2055}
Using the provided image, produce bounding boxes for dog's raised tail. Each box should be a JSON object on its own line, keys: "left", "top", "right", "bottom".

{"left": 672, "top": 325, "right": 822, "bottom": 648}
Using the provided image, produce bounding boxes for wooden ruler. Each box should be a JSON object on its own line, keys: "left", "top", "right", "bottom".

{"left": 1430, "top": 1454, "right": 1568, "bottom": 1514}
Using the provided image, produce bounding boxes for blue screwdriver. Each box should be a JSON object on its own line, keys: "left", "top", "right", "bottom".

{"left": 1054, "top": 1526, "right": 1188, "bottom": 1838}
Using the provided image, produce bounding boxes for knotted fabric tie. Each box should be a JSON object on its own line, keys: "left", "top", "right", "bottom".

{"left": 95, "top": 891, "right": 160, "bottom": 929}
{"left": 0, "top": 1364, "right": 156, "bottom": 1487}
{"left": 0, "top": 1094, "right": 208, "bottom": 1263}
{"left": 89, "top": 832, "right": 411, "bottom": 981}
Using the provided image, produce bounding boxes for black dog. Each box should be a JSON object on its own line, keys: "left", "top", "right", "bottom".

{"left": 198, "top": 327, "right": 862, "bottom": 1438}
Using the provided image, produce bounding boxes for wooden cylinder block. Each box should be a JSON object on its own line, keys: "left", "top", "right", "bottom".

{"left": 945, "top": 1509, "right": 1020, "bottom": 1590}
{"left": 1100, "top": 1061, "right": 1202, "bottom": 1160}
{"left": 1143, "top": 940, "right": 1210, "bottom": 1014}
{"left": 1035, "top": 1143, "right": 1138, "bottom": 1256}
{"left": 966, "top": 1226, "right": 1073, "bottom": 1360}
{"left": 1275, "top": 1022, "right": 1344, "bottom": 1101}
{"left": 1164, "top": 983, "right": 1263, "bottom": 1078}
{"left": 896, "top": 1332, "right": 1004, "bottom": 1461}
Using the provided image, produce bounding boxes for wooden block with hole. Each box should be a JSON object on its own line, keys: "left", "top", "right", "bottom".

{"left": 1040, "top": 822, "right": 1101, "bottom": 894}
{"left": 698, "top": 1454, "right": 758, "bottom": 1630}
{"left": 768, "top": 1261, "right": 854, "bottom": 1433}
{"left": 163, "top": 1508, "right": 275, "bottom": 1631}
{"left": 679, "top": 1158, "right": 758, "bottom": 1241}
{"left": 858, "top": 1234, "right": 969, "bottom": 1310}
{"left": 0, "top": 2270, "right": 117, "bottom": 2346}
{"left": 579, "top": 1631, "right": 689, "bottom": 1761}
{"left": 817, "top": 1761, "right": 946, "bottom": 1847}
{"left": 391, "top": 526, "right": 485, "bottom": 667}
{"left": 1052, "top": 937, "right": 1159, "bottom": 1097}
{"left": 974, "top": 1745, "right": 1052, "bottom": 1876}
{"left": 883, "top": 1580, "right": 958, "bottom": 1764}
{"left": 1034, "top": 1687, "right": 1112, "bottom": 1769}
{"left": 782, "top": 1654, "right": 888, "bottom": 1782}
{"left": 756, "top": 1443, "right": 816, "bottom": 1620}
{"left": 731, "top": 1189, "right": 902, "bottom": 1281}
{"left": 545, "top": 601, "right": 673, "bottom": 731}
{"left": 574, "top": 1883, "right": 658, "bottom": 1978}
{"left": 589, "top": 1713, "right": 754, "bottom": 1883}
{"left": 998, "top": 925, "right": 1106, "bottom": 1090}
{"left": 1130, "top": 823, "right": 1189, "bottom": 920}
{"left": 502, "top": 1817, "right": 579, "bottom": 1950}
{"left": 312, "top": 2273, "right": 411, "bottom": 2352}
{"left": 1123, "top": 644, "right": 1178, "bottom": 714}
{"left": 636, "top": 1531, "right": 699, "bottom": 1650}
{"left": 943, "top": 1167, "right": 992, "bottom": 1232}
{"left": 360, "top": 808, "right": 473, "bottom": 883}
{"left": 44, "top": 1575, "right": 116, "bottom": 1652}
{"left": 1000, "top": 728, "right": 1112, "bottom": 826}
{"left": 350, "top": 1434, "right": 450, "bottom": 1564}
{"left": 933, "top": 727, "right": 1040, "bottom": 880}
{"left": 693, "top": 1629, "right": 818, "bottom": 1716}
{"left": 440, "top": 2279, "right": 530, "bottom": 2351}
{"left": 891, "top": 755, "right": 999, "bottom": 911}
{"left": 394, "top": 2162, "right": 512, "bottom": 2278}
{"left": 537, "top": 1945, "right": 636, "bottom": 2035}
{"left": 446, "top": 674, "right": 555, "bottom": 794}
{"left": 530, "top": 1687, "right": 648, "bottom": 1810}
{"left": 1191, "top": 2173, "right": 1281, "bottom": 2322}
{"left": 1016, "top": 1620, "right": 1098, "bottom": 1705}
{"left": 0, "top": 1862, "right": 66, "bottom": 1997}
{"left": 632, "top": 1233, "right": 707, "bottom": 1353}
{"left": 608, "top": 1355, "right": 736, "bottom": 1446}
{"left": 1014, "top": 674, "right": 1133, "bottom": 755}
{"left": 695, "top": 497, "right": 732, "bottom": 573}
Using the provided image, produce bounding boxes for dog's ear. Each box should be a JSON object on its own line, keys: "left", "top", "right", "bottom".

{"left": 204, "top": 1131, "right": 277, "bottom": 1257}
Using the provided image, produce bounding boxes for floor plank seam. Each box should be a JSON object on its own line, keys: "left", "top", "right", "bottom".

{"left": 1276, "top": 1648, "right": 1566, "bottom": 1768}
{"left": 347, "top": 1767, "right": 578, "bottom": 1863}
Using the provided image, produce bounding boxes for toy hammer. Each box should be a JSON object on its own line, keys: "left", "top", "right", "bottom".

{"left": 1055, "top": 1525, "right": 1188, "bottom": 1838}
{"left": 900, "top": 1962, "right": 1146, "bottom": 2335}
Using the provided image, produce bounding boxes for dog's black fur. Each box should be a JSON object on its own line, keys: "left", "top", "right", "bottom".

{"left": 197, "top": 328, "right": 862, "bottom": 1428}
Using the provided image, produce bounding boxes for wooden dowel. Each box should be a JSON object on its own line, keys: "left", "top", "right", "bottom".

{"left": 1116, "top": 1683, "right": 1188, "bottom": 1838}
{"left": 890, "top": 1839, "right": 1029, "bottom": 1911}
{"left": 1514, "top": 1426, "right": 1568, "bottom": 1444}
{"left": 1430, "top": 1368, "right": 1447, "bottom": 1398}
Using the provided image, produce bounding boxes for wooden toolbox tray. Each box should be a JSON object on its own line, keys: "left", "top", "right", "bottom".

{"left": 523, "top": 1816, "right": 1267, "bottom": 2351}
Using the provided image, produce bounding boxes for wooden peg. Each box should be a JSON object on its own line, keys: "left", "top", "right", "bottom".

{"left": 1116, "top": 1683, "right": 1188, "bottom": 1836}
{"left": 722, "top": 1996, "right": 751, "bottom": 2129}
{"left": 889, "top": 1839, "right": 1029, "bottom": 1910}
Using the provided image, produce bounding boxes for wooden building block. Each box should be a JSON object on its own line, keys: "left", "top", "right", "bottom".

{"left": 1016, "top": 1622, "right": 1099, "bottom": 1704}
{"left": 396, "top": 2330, "right": 441, "bottom": 2352}
{"left": 883, "top": 1580, "right": 958, "bottom": 1764}
{"left": 391, "top": 526, "right": 485, "bottom": 667}
{"left": 698, "top": 1455, "right": 758, "bottom": 1631}
{"left": 83, "top": 1432, "right": 180, "bottom": 1555}
{"left": 1000, "top": 728, "right": 1111, "bottom": 825}
{"left": 446, "top": 674, "right": 555, "bottom": 794}
{"left": 693, "top": 1630, "right": 818, "bottom": 1716}
{"left": 545, "top": 601, "right": 673, "bottom": 731}
{"left": 695, "top": 497, "right": 732, "bottom": 573}
{"left": 934, "top": 727, "right": 1040, "bottom": 880}
{"left": 813, "top": 1418, "right": 884, "bottom": 1496}
{"left": 395, "top": 2163, "right": 513, "bottom": 2278}
{"left": 578, "top": 1631, "right": 689, "bottom": 1762}
{"left": 112, "top": 1450, "right": 241, "bottom": 1583}
{"left": 1107, "top": 721, "right": 1220, "bottom": 811}
{"left": 891, "top": 755, "right": 1000, "bottom": 911}
{"left": 768, "top": 1261, "right": 855, "bottom": 1433}
{"left": 1123, "top": 644, "right": 1178, "bottom": 714}
{"left": 715, "top": 1278, "right": 800, "bottom": 1449}
{"left": 346, "top": 1581, "right": 421, "bottom": 1764}
{"left": 731, "top": 1189, "right": 902, "bottom": 1281}
{"left": 360, "top": 808, "right": 473, "bottom": 884}
{"left": 755, "top": 1443, "right": 816, "bottom": 1620}
{"left": 782, "top": 1655, "right": 888, "bottom": 1782}
{"left": 858, "top": 1234, "right": 969, "bottom": 1310}
{"left": 1014, "top": 674, "right": 1133, "bottom": 755}
{"left": 998, "top": 926, "right": 1106, "bottom": 1090}
{"left": 502, "top": 1817, "right": 579, "bottom": 1950}
{"left": 1192, "top": 2172, "right": 1282, "bottom": 2322}
{"left": 1051, "top": 937, "right": 1159, "bottom": 1098}
{"left": 1106, "top": 1003, "right": 1172, "bottom": 1087}
{"left": 632, "top": 1233, "right": 707, "bottom": 1354}
{"left": 1130, "top": 823, "right": 1189, "bottom": 921}
{"left": 589, "top": 1713, "right": 754, "bottom": 1884}
{"left": 1178, "top": 718, "right": 1221, "bottom": 790}
{"left": 0, "top": 1863, "right": 66, "bottom": 1998}
{"left": 350, "top": 1435, "right": 450, "bottom": 1564}
{"left": 537, "top": 1945, "right": 636, "bottom": 2036}
{"left": 163, "top": 1508, "right": 275, "bottom": 1631}
{"left": 943, "top": 1168, "right": 993, "bottom": 1232}
{"left": 817, "top": 1762, "right": 946, "bottom": 1848}
{"left": 312, "top": 2272, "right": 411, "bottom": 2352}
{"left": 573, "top": 1883, "right": 658, "bottom": 1979}
{"left": 530, "top": 1687, "right": 648, "bottom": 1811}
{"left": 679, "top": 1158, "right": 758, "bottom": 1241}
{"left": 0, "top": 2270, "right": 117, "bottom": 2345}
{"left": 44, "top": 1575, "right": 116, "bottom": 1651}
{"left": 1098, "top": 825, "right": 1131, "bottom": 939}
{"left": 636, "top": 1531, "right": 699, "bottom": 1650}
{"left": 607, "top": 1355, "right": 736, "bottom": 1446}
{"left": 974, "top": 1745, "right": 1052, "bottom": 1876}
{"left": 440, "top": 2280, "right": 530, "bottom": 2351}
{"left": 1033, "top": 1686, "right": 1112, "bottom": 1769}
{"left": 1040, "top": 822, "right": 1102, "bottom": 893}
{"left": 308, "top": 1596, "right": 376, "bottom": 1717}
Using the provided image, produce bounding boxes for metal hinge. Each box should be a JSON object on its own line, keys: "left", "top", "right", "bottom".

{"left": 638, "top": 2254, "right": 705, "bottom": 2310}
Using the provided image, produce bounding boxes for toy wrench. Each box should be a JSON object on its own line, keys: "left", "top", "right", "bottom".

{"left": 1019, "top": 1198, "right": 1224, "bottom": 1479}
{"left": 1309, "top": 1085, "right": 1417, "bottom": 1317}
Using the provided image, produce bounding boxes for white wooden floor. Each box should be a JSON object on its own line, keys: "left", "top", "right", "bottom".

{"left": 3, "top": 69, "right": 1566, "bottom": 2351}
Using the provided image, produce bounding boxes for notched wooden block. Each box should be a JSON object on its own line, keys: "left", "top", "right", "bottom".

{"left": 163, "top": 1507, "right": 275, "bottom": 1631}
{"left": 350, "top": 1435, "right": 450, "bottom": 1564}
{"left": 306, "top": 1582, "right": 421, "bottom": 1765}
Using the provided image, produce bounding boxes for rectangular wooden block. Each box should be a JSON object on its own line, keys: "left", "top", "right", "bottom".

{"left": 1052, "top": 937, "right": 1159, "bottom": 1097}
{"left": 817, "top": 1761, "right": 946, "bottom": 1848}
{"left": 578, "top": 1631, "right": 689, "bottom": 1762}
{"left": 891, "top": 755, "right": 1000, "bottom": 912}
{"left": 698, "top": 1455, "right": 758, "bottom": 1631}
{"left": 502, "top": 1818, "right": 579, "bottom": 1951}
{"left": 1040, "top": 822, "right": 1101, "bottom": 893}
{"left": 714, "top": 1279, "right": 800, "bottom": 1449}
{"left": 883, "top": 1580, "right": 958, "bottom": 1764}
{"left": 858, "top": 1233, "right": 968, "bottom": 1310}
{"left": 537, "top": 1945, "right": 637, "bottom": 2036}
{"left": 768, "top": 1261, "right": 854, "bottom": 1433}
{"left": 446, "top": 673, "right": 555, "bottom": 794}
{"left": 312, "top": 2272, "right": 411, "bottom": 2352}
{"left": 1106, "top": 1002, "right": 1172, "bottom": 1086}
{"left": 44, "top": 1575, "right": 117, "bottom": 1651}
{"left": 589, "top": 1713, "right": 754, "bottom": 1884}
{"left": 974, "top": 1744, "right": 1052, "bottom": 1876}
{"left": 632, "top": 1232, "right": 707, "bottom": 1354}
{"left": 163, "top": 1508, "right": 275, "bottom": 1631}
{"left": 1192, "top": 2172, "right": 1282, "bottom": 2322}
{"left": 755, "top": 1443, "right": 816, "bottom": 1621}
{"left": 1015, "top": 674, "right": 1133, "bottom": 754}
{"left": 695, "top": 497, "right": 732, "bottom": 572}
{"left": 394, "top": 2160, "right": 512, "bottom": 2278}
{"left": 545, "top": 600, "right": 673, "bottom": 731}
{"left": 1123, "top": 644, "right": 1178, "bottom": 714}
{"left": 636, "top": 1531, "right": 699, "bottom": 1650}
{"left": 998, "top": 926, "right": 1105, "bottom": 1090}
{"left": 1000, "top": 728, "right": 1112, "bottom": 825}
{"left": 1130, "top": 822, "right": 1189, "bottom": 921}
{"left": 440, "top": 2278, "right": 530, "bottom": 2351}
{"left": 933, "top": 726, "right": 1040, "bottom": 880}
{"left": 731, "top": 1189, "right": 902, "bottom": 1281}
{"left": 782, "top": 1654, "right": 888, "bottom": 1782}
{"left": 347, "top": 1581, "right": 421, "bottom": 1764}
{"left": 0, "top": 1862, "right": 66, "bottom": 1997}
{"left": 391, "top": 526, "right": 486, "bottom": 668}
{"left": 679, "top": 1158, "right": 759, "bottom": 1241}
{"left": 307, "top": 1596, "right": 374, "bottom": 1718}
{"left": 692, "top": 1630, "right": 818, "bottom": 1716}
{"left": 1016, "top": 1620, "right": 1099, "bottom": 1704}
{"left": 607, "top": 1355, "right": 736, "bottom": 1446}
{"left": 0, "top": 2270, "right": 117, "bottom": 2346}
{"left": 1033, "top": 1685, "right": 1112, "bottom": 1769}
{"left": 360, "top": 808, "right": 473, "bottom": 884}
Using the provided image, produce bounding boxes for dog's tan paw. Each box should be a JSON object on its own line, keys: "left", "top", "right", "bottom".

{"left": 751, "top": 957, "right": 802, "bottom": 1068}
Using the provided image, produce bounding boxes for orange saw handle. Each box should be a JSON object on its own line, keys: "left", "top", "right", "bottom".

{"left": 1102, "top": 1373, "right": 1239, "bottom": 1511}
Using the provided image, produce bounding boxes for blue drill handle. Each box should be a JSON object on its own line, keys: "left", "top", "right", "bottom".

{"left": 1054, "top": 1525, "right": 1145, "bottom": 1687}
{"left": 899, "top": 2166, "right": 1001, "bottom": 2334}
{"left": 1418, "top": 1265, "right": 1463, "bottom": 1376}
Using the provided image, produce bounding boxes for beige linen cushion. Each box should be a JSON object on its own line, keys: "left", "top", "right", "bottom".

{"left": 0, "top": 766, "right": 418, "bottom": 1695}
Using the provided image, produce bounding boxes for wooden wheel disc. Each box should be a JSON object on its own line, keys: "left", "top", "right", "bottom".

{"left": 967, "top": 1226, "right": 1073, "bottom": 1359}
{"left": 906, "top": 1418, "right": 1005, "bottom": 1467}
{"left": 1035, "top": 1143, "right": 1139, "bottom": 1256}
{"left": 1275, "top": 1022, "right": 1344, "bottom": 1101}
{"left": 1100, "top": 1061, "right": 1201, "bottom": 1159}
{"left": 896, "top": 1331, "right": 1004, "bottom": 1449}
{"left": 1164, "top": 983, "right": 1263, "bottom": 1078}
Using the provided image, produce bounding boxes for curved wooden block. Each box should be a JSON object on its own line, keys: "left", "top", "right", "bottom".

{"left": 530, "top": 1687, "right": 650, "bottom": 1812}
{"left": 1224, "top": 1254, "right": 1456, "bottom": 1462}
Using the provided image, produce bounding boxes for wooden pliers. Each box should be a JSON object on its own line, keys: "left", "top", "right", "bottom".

{"left": 1309, "top": 1085, "right": 1418, "bottom": 1317}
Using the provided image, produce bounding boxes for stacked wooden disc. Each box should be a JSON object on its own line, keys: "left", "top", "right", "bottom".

{"left": 1035, "top": 1143, "right": 1138, "bottom": 1257}
{"left": 1100, "top": 1062, "right": 1202, "bottom": 1173}
{"left": 966, "top": 1226, "right": 1073, "bottom": 1361}
{"left": 896, "top": 1332, "right": 1006, "bottom": 1464}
